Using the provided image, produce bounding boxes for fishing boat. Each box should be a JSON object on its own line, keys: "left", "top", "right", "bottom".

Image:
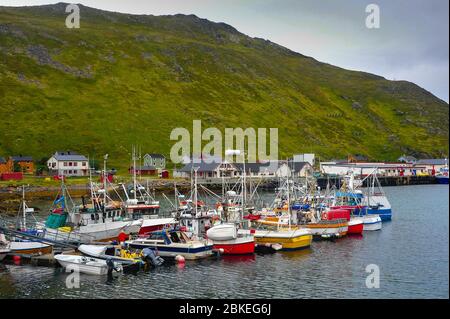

{"left": 207, "top": 223, "right": 255, "bottom": 255}
{"left": 204, "top": 157, "right": 255, "bottom": 255}
{"left": 253, "top": 173, "right": 313, "bottom": 250}
{"left": 360, "top": 215, "right": 382, "bottom": 231}
{"left": 253, "top": 226, "right": 312, "bottom": 251}
{"left": 322, "top": 208, "right": 363, "bottom": 235}
{"left": 6, "top": 187, "right": 53, "bottom": 256}
{"left": 120, "top": 147, "right": 170, "bottom": 235}
{"left": 55, "top": 254, "right": 122, "bottom": 275}
{"left": 125, "top": 228, "right": 214, "bottom": 260}
{"left": 303, "top": 219, "right": 348, "bottom": 238}
{"left": 436, "top": 162, "right": 449, "bottom": 184}
{"left": 42, "top": 156, "right": 142, "bottom": 243}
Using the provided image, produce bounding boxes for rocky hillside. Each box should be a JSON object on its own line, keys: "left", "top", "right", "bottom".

{"left": 0, "top": 3, "right": 448, "bottom": 168}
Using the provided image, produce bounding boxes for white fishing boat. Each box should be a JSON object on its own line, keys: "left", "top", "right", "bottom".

{"left": 360, "top": 215, "right": 382, "bottom": 231}
{"left": 55, "top": 254, "right": 122, "bottom": 275}
{"left": 6, "top": 187, "right": 53, "bottom": 256}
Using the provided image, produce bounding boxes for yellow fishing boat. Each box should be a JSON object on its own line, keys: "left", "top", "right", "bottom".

{"left": 253, "top": 222, "right": 312, "bottom": 251}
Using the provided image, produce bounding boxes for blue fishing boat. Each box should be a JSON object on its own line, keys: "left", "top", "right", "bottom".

{"left": 436, "top": 175, "right": 449, "bottom": 184}
{"left": 125, "top": 228, "right": 214, "bottom": 260}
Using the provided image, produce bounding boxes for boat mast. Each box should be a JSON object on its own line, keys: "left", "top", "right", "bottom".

{"left": 22, "top": 185, "right": 26, "bottom": 229}
{"left": 287, "top": 166, "right": 291, "bottom": 230}
{"left": 194, "top": 168, "right": 198, "bottom": 217}
{"left": 242, "top": 150, "right": 246, "bottom": 220}
{"left": 103, "top": 154, "right": 108, "bottom": 214}
{"left": 133, "top": 145, "right": 137, "bottom": 201}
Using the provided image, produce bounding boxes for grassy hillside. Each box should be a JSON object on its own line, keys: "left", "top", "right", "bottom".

{"left": 0, "top": 3, "right": 448, "bottom": 170}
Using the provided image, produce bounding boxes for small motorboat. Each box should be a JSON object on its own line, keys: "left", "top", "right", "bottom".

{"left": 253, "top": 227, "right": 312, "bottom": 251}
{"left": 78, "top": 244, "right": 145, "bottom": 265}
{"left": 125, "top": 228, "right": 214, "bottom": 260}
{"left": 55, "top": 254, "right": 122, "bottom": 275}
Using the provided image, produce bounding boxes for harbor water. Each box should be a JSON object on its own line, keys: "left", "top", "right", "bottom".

{"left": 0, "top": 184, "right": 448, "bottom": 299}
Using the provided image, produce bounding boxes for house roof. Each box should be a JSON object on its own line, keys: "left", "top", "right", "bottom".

{"left": 145, "top": 153, "right": 165, "bottom": 159}
{"left": 179, "top": 162, "right": 222, "bottom": 173}
{"left": 130, "top": 165, "right": 156, "bottom": 171}
{"left": 398, "top": 155, "right": 417, "bottom": 162}
{"left": 287, "top": 161, "right": 311, "bottom": 173}
{"left": 53, "top": 153, "right": 88, "bottom": 161}
{"left": 416, "top": 159, "right": 448, "bottom": 166}
{"left": 0, "top": 157, "right": 6, "bottom": 164}
{"left": 11, "top": 156, "right": 33, "bottom": 162}
{"left": 234, "top": 162, "right": 281, "bottom": 174}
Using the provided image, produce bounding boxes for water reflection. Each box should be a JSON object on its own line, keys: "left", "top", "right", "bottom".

{"left": 0, "top": 185, "right": 448, "bottom": 299}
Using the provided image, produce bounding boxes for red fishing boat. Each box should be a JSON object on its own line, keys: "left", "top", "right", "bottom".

{"left": 328, "top": 207, "right": 364, "bottom": 235}
{"left": 206, "top": 224, "right": 255, "bottom": 255}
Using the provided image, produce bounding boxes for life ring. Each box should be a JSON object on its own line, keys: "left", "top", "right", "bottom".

{"left": 322, "top": 212, "right": 328, "bottom": 220}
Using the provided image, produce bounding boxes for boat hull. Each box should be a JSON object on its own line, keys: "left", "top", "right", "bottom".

{"left": 347, "top": 219, "right": 364, "bottom": 235}
{"left": 304, "top": 221, "right": 348, "bottom": 238}
{"left": 361, "top": 215, "right": 382, "bottom": 231}
{"left": 254, "top": 230, "right": 312, "bottom": 251}
{"left": 55, "top": 255, "right": 117, "bottom": 275}
{"left": 8, "top": 241, "right": 53, "bottom": 256}
{"left": 367, "top": 208, "right": 391, "bottom": 221}
{"left": 127, "top": 242, "right": 214, "bottom": 260}
{"left": 212, "top": 237, "right": 255, "bottom": 255}
{"left": 436, "top": 176, "right": 449, "bottom": 184}
{"left": 138, "top": 218, "right": 177, "bottom": 235}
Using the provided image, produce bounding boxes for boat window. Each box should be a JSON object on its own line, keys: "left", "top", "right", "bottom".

{"left": 171, "top": 232, "right": 181, "bottom": 243}
{"left": 149, "top": 233, "right": 163, "bottom": 240}
{"left": 105, "top": 247, "right": 115, "bottom": 256}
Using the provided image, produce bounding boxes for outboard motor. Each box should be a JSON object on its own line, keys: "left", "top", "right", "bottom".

{"left": 142, "top": 248, "right": 164, "bottom": 267}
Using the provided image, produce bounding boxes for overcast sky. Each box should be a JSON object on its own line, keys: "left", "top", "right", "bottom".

{"left": 2, "top": 0, "right": 449, "bottom": 102}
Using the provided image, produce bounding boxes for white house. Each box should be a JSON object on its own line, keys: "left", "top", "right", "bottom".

{"left": 293, "top": 154, "right": 315, "bottom": 166}
{"left": 47, "top": 151, "right": 89, "bottom": 177}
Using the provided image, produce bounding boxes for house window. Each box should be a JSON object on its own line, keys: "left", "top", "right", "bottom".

{"left": 74, "top": 162, "right": 78, "bottom": 167}
{"left": 64, "top": 162, "right": 68, "bottom": 166}
{"left": 82, "top": 162, "right": 86, "bottom": 166}
{"left": 69, "top": 162, "right": 73, "bottom": 166}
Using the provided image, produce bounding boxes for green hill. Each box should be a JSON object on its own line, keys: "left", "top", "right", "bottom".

{"left": 0, "top": 3, "right": 448, "bottom": 169}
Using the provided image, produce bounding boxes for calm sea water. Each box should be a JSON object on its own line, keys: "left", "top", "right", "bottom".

{"left": 0, "top": 184, "right": 448, "bottom": 299}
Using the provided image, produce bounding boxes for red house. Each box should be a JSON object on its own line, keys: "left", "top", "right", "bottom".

{"left": 128, "top": 166, "right": 157, "bottom": 176}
